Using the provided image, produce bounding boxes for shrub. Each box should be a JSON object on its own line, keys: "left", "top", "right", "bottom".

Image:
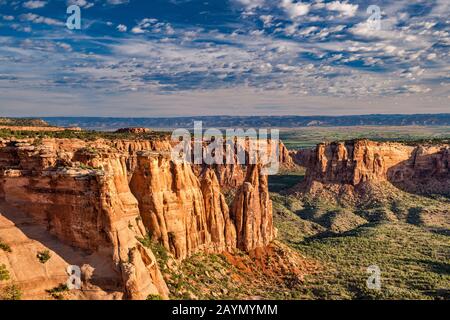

{"left": 46, "top": 283, "right": 69, "bottom": 300}
{"left": 0, "top": 264, "right": 10, "bottom": 281}
{"left": 1, "top": 285, "right": 22, "bottom": 300}
{"left": 146, "top": 294, "right": 162, "bottom": 300}
{"left": 37, "top": 250, "right": 51, "bottom": 264}
{"left": 136, "top": 234, "right": 169, "bottom": 270}
{"left": 0, "top": 240, "right": 12, "bottom": 253}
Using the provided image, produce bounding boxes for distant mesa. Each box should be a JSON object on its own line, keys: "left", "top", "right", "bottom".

{"left": 0, "top": 117, "right": 51, "bottom": 127}
{"left": 115, "top": 127, "right": 152, "bottom": 134}
{"left": 0, "top": 117, "right": 81, "bottom": 132}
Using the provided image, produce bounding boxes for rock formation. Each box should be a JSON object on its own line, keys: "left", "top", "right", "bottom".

{"left": 230, "top": 165, "right": 275, "bottom": 252}
{"left": 0, "top": 141, "right": 169, "bottom": 299}
{"left": 115, "top": 128, "right": 152, "bottom": 134}
{"left": 193, "top": 140, "right": 294, "bottom": 190}
{"left": 0, "top": 135, "right": 277, "bottom": 299}
{"left": 129, "top": 152, "right": 226, "bottom": 259}
{"left": 292, "top": 140, "right": 450, "bottom": 197}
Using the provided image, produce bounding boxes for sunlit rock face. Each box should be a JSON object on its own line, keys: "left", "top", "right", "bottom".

{"left": 230, "top": 164, "right": 275, "bottom": 252}
{"left": 0, "top": 137, "right": 277, "bottom": 299}
{"left": 292, "top": 140, "right": 450, "bottom": 196}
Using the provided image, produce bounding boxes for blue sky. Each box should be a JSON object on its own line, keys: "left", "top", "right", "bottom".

{"left": 0, "top": 0, "right": 448, "bottom": 116}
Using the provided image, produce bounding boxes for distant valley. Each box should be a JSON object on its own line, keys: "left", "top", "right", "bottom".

{"left": 38, "top": 114, "right": 450, "bottom": 131}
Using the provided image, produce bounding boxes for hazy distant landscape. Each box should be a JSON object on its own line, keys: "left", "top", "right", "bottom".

{"left": 40, "top": 114, "right": 450, "bottom": 131}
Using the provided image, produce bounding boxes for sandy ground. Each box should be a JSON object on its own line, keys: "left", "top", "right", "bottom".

{"left": 0, "top": 203, "right": 121, "bottom": 300}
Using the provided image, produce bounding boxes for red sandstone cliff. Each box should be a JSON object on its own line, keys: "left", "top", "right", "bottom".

{"left": 0, "top": 136, "right": 276, "bottom": 299}
{"left": 0, "top": 141, "right": 169, "bottom": 299}
{"left": 292, "top": 140, "right": 450, "bottom": 197}
{"left": 231, "top": 165, "right": 275, "bottom": 252}
{"left": 129, "top": 151, "right": 238, "bottom": 259}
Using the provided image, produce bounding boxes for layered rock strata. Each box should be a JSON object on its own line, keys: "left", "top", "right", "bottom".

{"left": 0, "top": 136, "right": 277, "bottom": 298}
{"left": 292, "top": 140, "right": 450, "bottom": 196}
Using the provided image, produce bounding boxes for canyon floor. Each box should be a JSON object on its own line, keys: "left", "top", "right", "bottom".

{"left": 271, "top": 187, "right": 449, "bottom": 300}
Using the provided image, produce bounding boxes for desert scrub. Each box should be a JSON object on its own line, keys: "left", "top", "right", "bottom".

{"left": 0, "top": 128, "right": 170, "bottom": 141}
{"left": 136, "top": 234, "right": 169, "bottom": 270}
{"left": 146, "top": 294, "right": 162, "bottom": 300}
{"left": 0, "top": 240, "right": 12, "bottom": 253}
{"left": 79, "top": 163, "right": 101, "bottom": 170}
{"left": 1, "top": 284, "right": 22, "bottom": 300}
{"left": 292, "top": 222, "right": 450, "bottom": 300}
{"left": 37, "top": 250, "right": 51, "bottom": 264}
{"left": 0, "top": 264, "right": 10, "bottom": 281}
{"left": 46, "top": 284, "right": 69, "bottom": 300}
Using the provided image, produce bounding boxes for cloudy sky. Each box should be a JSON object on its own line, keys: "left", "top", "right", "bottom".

{"left": 0, "top": 0, "right": 448, "bottom": 116}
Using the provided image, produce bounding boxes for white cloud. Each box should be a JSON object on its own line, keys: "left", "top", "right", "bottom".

{"left": 20, "top": 13, "right": 64, "bottom": 26}
{"left": 260, "top": 15, "right": 273, "bottom": 27}
{"left": 280, "top": 0, "right": 310, "bottom": 19}
{"left": 131, "top": 27, "right": 145, "bottom": 34}
{"left": 427, "top": 53, "right": 437, "bottom": 60}
{"left": 236, "top": 0, "right": 265, "bottom": 10}
{"left": 107, "top": 0, "right": 129, "bottom": 5}
{"left": 325, "top": 1, "right": 358, "bottom": 17}
{"left": 67, "top": 0, "right": 94, "bottom": 9}
{"left": 0, "top": 0, "right": 448, "bottom": 115}
{"left": 23, "top": 1, "right": 47, "bottom": 9}
{"left": 117, "top": 24, "right": 127, "bottom": 32}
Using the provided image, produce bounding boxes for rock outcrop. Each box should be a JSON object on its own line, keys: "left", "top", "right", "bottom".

{"left": 293, "top": 140, "right": 450, "bottom": 197}
{"left": 0, "top": 135, "right": 277, "bottom": 299}
{"left": 0, "top": 144, "right": 169, "bottom": 299}
{"left": 115, "top": 128, "right": 152, "bottom": 134}
{"left": 193, "top": 140, "right": 294, "bottom": 190}
{"left": 230, "top": 165, "right": 275, "bottom": 252}
{"left": 130, "top": 152, "right": 240, "bottom": 260}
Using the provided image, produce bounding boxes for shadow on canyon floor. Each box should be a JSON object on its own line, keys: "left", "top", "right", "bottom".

{"left": 0, "top": 202, "right": 122, "bottom": 295}
{"left": 387, "top": 149, "right": 450, "bottom": 198}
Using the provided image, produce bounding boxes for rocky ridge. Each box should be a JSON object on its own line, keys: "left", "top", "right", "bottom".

{"left": 291, "top": 139, "right": 450, "bottom": 204}
{"left": 0, "top": 136, "right": 280, "bottom": 299}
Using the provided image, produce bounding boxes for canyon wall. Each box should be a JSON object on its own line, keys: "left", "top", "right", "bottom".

{"left": 0, "top": 136, "right": 277, "bottom": 298}
{"left": 293, "top": 140, "right": 450, "bottom": 196}
{"left": 230, "top": 165, "right": 275, "bottom": 252}
{"left": 0, "top": 140, "right": 169, "bottom": 299}
{"left": 129, "top": 151, "right": 237, "bottom": 259}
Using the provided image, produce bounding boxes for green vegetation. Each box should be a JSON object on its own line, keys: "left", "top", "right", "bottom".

{"left": 78, "top": 163, "right": 101, "bottom": 170}
{"left": 0, "top": 117, "right": 50, "bottom": 127}
{"left": 280, "top": 126, "right": 450, "bottom": 149}
{"left": 1, "top": 284, "right": 22, "bottom": 300}
{"left": 147, "top": 294, "right": 163, "bottom": 300}
{"left": 165, "top": 253, "right": 244, "bottom": 300}
{"left": 292, "top": 222, "right": 449, "bottom": 300}
{"left": 268, "top": 167, "right": 305, "bottom": 193}
{"left": 163, "top": 250, "right": 303, "bottom": 300}
{"left": 37, "top": 250, "right": 51, "bottom": 264}
{"left": 270, "top": 127, "right": 450, "bottom": 300}
{"left": 0, "top": 264, "right": 10, "bottom": 281}
{"left": 136, "top": 234, "right": 169, "bottom": 271}
{"left": 0, "top": 128, "right": 169, "bottom": 141}
{"left": 271, "top": 194, "right": 325, "bottom": 243}
{"left": 0, "top": 240, "right": 12, "bottom": 253}
{"left": 46, "top": 284, "right": 69, "bottom": 300}
{"left": 272, "top": 191, "right": 450, "bottom": 300}
{"left": 223, "top": 190, "right": 237, "bottom": 207}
